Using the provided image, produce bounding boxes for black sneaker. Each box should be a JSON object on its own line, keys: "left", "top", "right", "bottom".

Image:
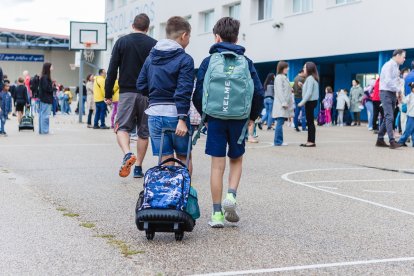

{"left": 100, "top": 125, "right": 110, "bottom": 129}
{"left": 93, "top": 126, "right": 100, "bottom": 129}
{"left": 133, "top": 166, "right": 144, "bottom": 178}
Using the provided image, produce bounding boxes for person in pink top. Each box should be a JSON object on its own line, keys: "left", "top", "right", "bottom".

{"left": 322, "top": 86, "right": 334, "bottom": 126}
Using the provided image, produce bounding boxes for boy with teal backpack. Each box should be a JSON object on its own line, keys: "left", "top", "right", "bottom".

{"left": 193, "top": 17, "right": 264, "bottom": 228}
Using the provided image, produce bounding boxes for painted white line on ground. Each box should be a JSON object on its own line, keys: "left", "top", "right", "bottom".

{"left": 363, "top": 190, "right": 397, "bottom": 194}
{"left": 303, "top": 179, "right": 414, "bottom": 184}
{"left": 317, "top": 186, "right": 338, "bottom": 190}
{"left": 191, "top": 256, "right": 414, "bottom": 276}
{"left": 281, "top": 168, "right": 414, "bottom": 217}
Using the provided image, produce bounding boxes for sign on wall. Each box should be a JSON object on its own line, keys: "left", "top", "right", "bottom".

{"left": 106, "top": 1, "right": 155, "bottom": 37}
{"left": 0, "top": 54, "right": 44, "bottom": 62}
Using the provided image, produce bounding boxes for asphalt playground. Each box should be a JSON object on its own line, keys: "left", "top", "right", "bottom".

{"left": 1, "top": 114, "right": 414, "bottom": 275}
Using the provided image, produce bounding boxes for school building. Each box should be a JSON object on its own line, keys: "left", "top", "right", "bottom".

{"left": 105, "top": 0, "right": 413, "bottom": 117}
{"left": 0, "top": 28, "right": 84, "bottom": 87}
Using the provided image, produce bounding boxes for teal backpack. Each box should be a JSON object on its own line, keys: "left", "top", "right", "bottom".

{"left": 193, "top": 51, "right": 254, "bottom": 145}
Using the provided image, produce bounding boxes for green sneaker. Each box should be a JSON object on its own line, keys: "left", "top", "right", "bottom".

{"left": 223, "top": 193, "right": 239, "bottom": 223}
{"left": 208, "top": 212, "right": 224, "bottom": 228}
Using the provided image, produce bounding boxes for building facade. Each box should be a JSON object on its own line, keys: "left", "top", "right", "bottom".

{"left": 0, "top": 28, "right": 83, "bottom": 88}
{"left": 105, "top": 0, "right": 414, "bottom": 117}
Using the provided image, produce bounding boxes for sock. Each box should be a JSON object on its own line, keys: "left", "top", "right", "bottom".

{"left": 228, "top": 188, "right": 237, "bottom": 198}
{"left": 213, "top": 204, "right": 222, "bottom": 213}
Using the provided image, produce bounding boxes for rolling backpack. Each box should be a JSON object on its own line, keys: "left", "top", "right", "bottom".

{"left": 317, "top": 108, "right": 326, "bottom": 126}
{"left": 193, "top": 51, "right": 254, "bottom": 145}
{"left": 19, "top": 107, "right": 34, "bottom": 131}
{"left": 136, "top": 128, "right": 200, "bottom": 241}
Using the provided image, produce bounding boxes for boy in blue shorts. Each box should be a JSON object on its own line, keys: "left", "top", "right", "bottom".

{"left": 193, "top": 17, "right": 264, "bottom": 227}
{"left": 137, "top": 16, "right": 194, "bottom": 171}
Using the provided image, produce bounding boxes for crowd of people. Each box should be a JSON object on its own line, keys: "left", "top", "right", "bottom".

{"left": 254, "top": 50, "right": 414, "bottom": 149}
{"left": 1, "top": 13, "right": 413, "bottom": 228}
{"left": 0, "top": 64, "right": 122, "bottom": 135}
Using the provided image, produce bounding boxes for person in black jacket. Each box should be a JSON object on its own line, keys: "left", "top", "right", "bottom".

{"left": 14, "top": 77, "right": 30, "bottom": 123}
{"left": 104, "top": 13, "right": 157, "bottom": 179}
{"left": 38, "top": 62, "right": 53, "bottom": 134}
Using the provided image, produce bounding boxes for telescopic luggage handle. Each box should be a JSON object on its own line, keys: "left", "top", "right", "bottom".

{"left": 158, "top": 128, "right": 193, "bottom": 168}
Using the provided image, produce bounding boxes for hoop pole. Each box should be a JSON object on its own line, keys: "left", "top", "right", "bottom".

{"left": 78, "top": 50, "right": 84, "bottom": 123}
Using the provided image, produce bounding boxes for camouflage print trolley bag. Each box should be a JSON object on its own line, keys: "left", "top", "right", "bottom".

{"left": 135, "top": 128, "right": 200, "bottom": 241}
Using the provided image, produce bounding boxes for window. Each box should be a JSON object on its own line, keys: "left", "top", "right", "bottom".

{"left": 335, "top": 0, "right": 355, "bottom": 4}
{"left": 203, "top": 10, "right": 215, "bottom": 33}
{"left": 107, "top": 0, "right": 114, "bottom": 11}
{"left": 229, "top": 3, "right": 241, "bottom": 20}
{"left": 159, "top": 23, "right": 166, "bottom": 39}
{"left": 118, "top": 0, "right": 127, "bottom": 7}
{"left": 258, "top": 0, "right": 272, "bottom": 21}
{"left": 293, "top": 0, "right": 312, "bottom": 13}
{"left": 148, "top": 26, "right": 155, "bottom": 38}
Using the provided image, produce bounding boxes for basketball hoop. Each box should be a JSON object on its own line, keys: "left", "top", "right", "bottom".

{"left": 83, "top": 42, "right": 95, "bottom": 62}
{"left": 69, "top": 64, "right": 76, "bottom": 71}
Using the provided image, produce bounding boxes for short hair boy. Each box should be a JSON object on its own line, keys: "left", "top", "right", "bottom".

{"left": 0, "top": 82, "right": 12, "bottom": 136}
{"left": 193, "top": 17, "right": 264, "bottom": 227}
{"left": 137, "top": 16, "right": 194, "bottom": 170}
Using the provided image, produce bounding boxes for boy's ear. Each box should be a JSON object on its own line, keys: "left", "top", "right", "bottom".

{"left": 214, "top": 34, "right": 222, "bottom": 43}
{"left": 181, "top": 32, "right": 188, "bottom": 41}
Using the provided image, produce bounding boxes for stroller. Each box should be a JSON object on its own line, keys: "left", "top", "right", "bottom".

{"left": 135, "top": 128, "right": 199, "bottom": 241}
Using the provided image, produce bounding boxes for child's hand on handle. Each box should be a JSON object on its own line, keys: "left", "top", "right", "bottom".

{"left": 176, "top": 119, "right": 188, "bottom": 137}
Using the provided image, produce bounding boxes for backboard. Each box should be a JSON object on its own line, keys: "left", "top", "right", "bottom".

{"left": 70, "top": 21, "right": 107, "bottom": 50}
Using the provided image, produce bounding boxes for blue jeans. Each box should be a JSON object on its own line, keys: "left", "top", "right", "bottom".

{"left": 39, "top": 102, "right": 51, "bottom": 134}
{"left": 0, "top": 111, "right": 6, "bottom": 133}
{"left": 94, "top": 101, "right": 107, "bottom": 127}
{"left": 148, "top": 115, "right": 191, "bottom": 156}
{"left": 365, "top": 101, "right": 374, "bottom": 129}
{"left": 399, "top": 116, "right": 414, "bottom": 146}
{"left": 294, "top": 98, "right": 307, "bottom": 130}
{"left": 261, "top": 97, "right": 274, "bottom": 127}
{"left": 52, "top": 97, "right": 57, "bottom": 116}
{"left": 274, "top": 117, "right": 285, "bottom": 145}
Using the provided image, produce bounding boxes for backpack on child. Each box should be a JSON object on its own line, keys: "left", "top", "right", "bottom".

{"left": 29, "top": 75, "right": 40, "bottom": 98}
{"left": 193, "top": 51, "right": 254, "bottom": 145}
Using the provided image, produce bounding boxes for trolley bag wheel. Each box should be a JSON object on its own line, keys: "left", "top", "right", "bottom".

{"left": 146, "top": 231, "right": 155, "bottom": 240}
{"left": 175, "top": 232, "right": 184, "bottom": 241}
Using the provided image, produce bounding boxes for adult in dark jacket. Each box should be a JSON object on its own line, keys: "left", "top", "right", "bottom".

{"left": 104, "top": 13, "right": 157, "bottom": 179}
{"left": 38, "top": 62, "right": 53, "bottom": 134}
